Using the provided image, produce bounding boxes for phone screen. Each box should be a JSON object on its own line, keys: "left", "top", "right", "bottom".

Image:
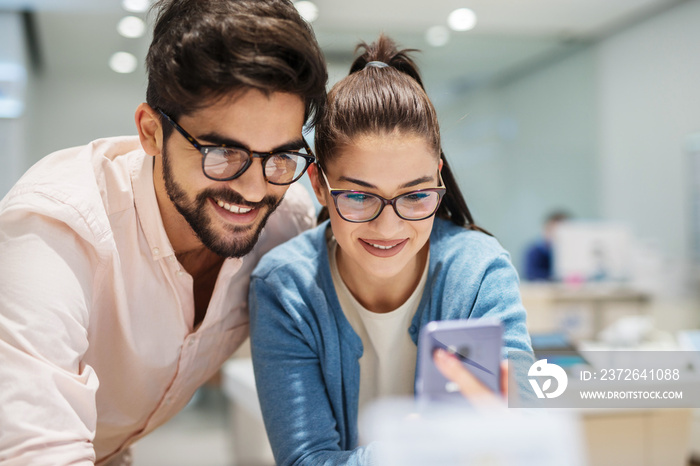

{"left": 415, "top": 319, "right": 503, "bottom": 401}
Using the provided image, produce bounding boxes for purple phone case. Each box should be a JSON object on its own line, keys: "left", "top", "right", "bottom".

{"left": 415, "top": 319, "right": 503, "bottom": 401}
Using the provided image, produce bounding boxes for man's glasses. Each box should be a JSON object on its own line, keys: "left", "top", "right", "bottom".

{"left": 157, "top": 108, "right": 315, "bottom": 185}
{"left": 320, "top": 168, "right": 446, "bottom": 223}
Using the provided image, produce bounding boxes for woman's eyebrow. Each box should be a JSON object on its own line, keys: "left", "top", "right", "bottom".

{"left": 338, "top": 175, "right": 434, "bottom": 189}
{"left": 197, "top": 133, "right": 305, "bottom": 152}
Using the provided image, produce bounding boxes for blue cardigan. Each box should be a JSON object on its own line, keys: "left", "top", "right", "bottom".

{"left": 249, "top": 219, "right": 533, "bottom": 466}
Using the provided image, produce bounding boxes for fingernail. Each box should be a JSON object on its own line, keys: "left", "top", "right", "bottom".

{"left": 434, "top": 348, "right": 458, "bottom": 365}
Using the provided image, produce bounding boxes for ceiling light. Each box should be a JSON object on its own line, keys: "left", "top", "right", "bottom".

{"left": 448, "top": 8, "right": 477, "bottom": 32}
{"left": 294, "top": 1, "right": 318, "bottom": 23}
{"left": 118, "top": 16, "right": 146, "bottom": 38}
{"left": 109, "top": 52, "right": 138, "bottom": 74}
{"left": 121, "top": 0, "right": 150, "bottom": 13}
{"left": 425, "top": 25, "right": 450, "bottom": 47}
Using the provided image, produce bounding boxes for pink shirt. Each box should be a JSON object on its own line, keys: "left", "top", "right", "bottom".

{"left": 0, "top": 136, "right": 315, "bottom": 465}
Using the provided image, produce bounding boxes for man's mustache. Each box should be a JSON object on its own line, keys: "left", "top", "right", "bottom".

{"left": 196, "top": 187, "right": 279, "bottom": 209}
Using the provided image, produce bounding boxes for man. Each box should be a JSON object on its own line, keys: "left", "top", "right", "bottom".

{"left": 523, "top": 210, "right": 571, "bottom": 281}
{"left": 0, "top": 0, "right": 326, "bottom": 464}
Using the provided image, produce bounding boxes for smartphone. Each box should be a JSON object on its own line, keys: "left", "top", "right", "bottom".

{"left": 415, "top": 318, "right": 503, "bottom": 401}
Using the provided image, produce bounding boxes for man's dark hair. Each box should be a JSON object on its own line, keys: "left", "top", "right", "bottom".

{"left": 546, "top": 210, "right": 571, "bottom": 224}
{"left": 146, "top": 0, "right": 327, "bottom": 132}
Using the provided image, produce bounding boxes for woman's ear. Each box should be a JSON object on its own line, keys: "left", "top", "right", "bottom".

{"left": 135, "top": 103, "right": 163, "bottom": 156}
{"left": 438, "top": 157, "right": 444, "bottom": 172}
{"left": 306, "top": 163, "right": 328, "bottom": 207}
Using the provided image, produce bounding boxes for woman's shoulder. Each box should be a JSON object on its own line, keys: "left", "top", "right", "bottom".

{"left": 252, "top": 221, "right": 328, "bottom": 280}
{"left": 431, "top": 218, "right": 508, "bottom": 263}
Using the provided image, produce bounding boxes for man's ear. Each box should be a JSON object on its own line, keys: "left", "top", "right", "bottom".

{"left": 306, "top": 163, "right": 327, "bottom": 207}
{"left": 135, "top": 103, "right": 162, "bottom": 156}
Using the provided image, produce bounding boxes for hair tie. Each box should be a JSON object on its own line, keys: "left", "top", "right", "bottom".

{"left": 364, "top": 61, "right": 389, "bottom": 69}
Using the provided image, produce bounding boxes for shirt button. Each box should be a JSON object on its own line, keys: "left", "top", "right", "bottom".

{"left": 168, "top": 256, "right": 176, "bottom": 262}
{"left": 176, "top": 270, "right": 185, "bottom": 277}
{"left": 152, "top": 247, "right": 160, "bottom": 255}
{"left": 409, "top": 325, "right": 417, "bottom": 334}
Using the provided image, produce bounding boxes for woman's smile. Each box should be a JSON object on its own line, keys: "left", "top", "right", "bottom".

{"left": 358, "top": 238, "right": 408, "bottom": 257}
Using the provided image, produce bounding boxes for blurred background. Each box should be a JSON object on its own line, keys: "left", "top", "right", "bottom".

{"left": 1, "top": 0, "right": 700, "bottom": 464}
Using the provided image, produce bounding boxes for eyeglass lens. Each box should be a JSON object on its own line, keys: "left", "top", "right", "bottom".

{"left": 336, "top": 191, "right": 441, "bottom": 222}
{"left": 203, "top": 147, "right": 308, "bottom": 184}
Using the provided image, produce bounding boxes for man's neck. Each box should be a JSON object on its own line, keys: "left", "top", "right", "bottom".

{"left": 176, "top": 247, "right": 224, "bottom": 280}
{"left": 178, "top": 247, "right": 225, "bottom": 330}
{"left": 152, "top": 158, "right": 225, "bottom": 327}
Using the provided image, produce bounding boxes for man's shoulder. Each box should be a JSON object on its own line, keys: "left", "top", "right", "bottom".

{"left": 3, "top": 136, "right": 143, "bottom": 203}
{"left": 253, "top": 222, "right": 326, "bottom": 280}
{"left": 0, "top": 136, "right": 145, "bottom": 244}
{"left": 529, "top": 239, "right": 550, "bottom": 253}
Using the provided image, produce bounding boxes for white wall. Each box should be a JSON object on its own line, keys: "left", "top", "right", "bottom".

{"left": 597, "top": 0, "right": 700, "bottom": 284}
{"left": 437, "top": 49, "right": 599, "bottom": 272}
{"left": 437, "top": 0, "right": 700, "bottom": 286}
{"left": 17, "top": 10, "right": 148, "bottom": 170}
{"left": 24, "top": 71, "right": 145, "bottom": 167}
{"left": 1, "top": 11, "right": 146, "bottom": 197}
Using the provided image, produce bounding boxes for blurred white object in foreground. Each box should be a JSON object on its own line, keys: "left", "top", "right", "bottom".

{"left": 222, "top": 358, "right": 274, "bottom": 466}
{"left": 360, "top": 399, "right": 586, "bottom": 466}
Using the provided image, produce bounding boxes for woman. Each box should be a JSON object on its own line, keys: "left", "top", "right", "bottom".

{"left": 249, "top": 35, "right": 532, "bottom": 465}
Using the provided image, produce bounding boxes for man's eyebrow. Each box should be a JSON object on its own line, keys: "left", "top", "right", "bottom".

{"left": 196, "top": 133, "right": 306, "bottom": 153}
{"left": 338, "top": 175, "right": 435, "bottom": 190}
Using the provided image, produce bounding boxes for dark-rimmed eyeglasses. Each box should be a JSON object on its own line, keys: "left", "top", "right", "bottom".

{"left": 157, "top": 108, "right": 315, "bottom": 185}
{"left": 320, "top": 168, "right": 446, "bottom": 223}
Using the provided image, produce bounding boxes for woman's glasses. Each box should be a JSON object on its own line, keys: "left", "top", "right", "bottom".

{"left": 320, "top": 168, "right": 446, "bottom": 223}
{"left": 157, "top": 108, "right": 315, "bottom": 185}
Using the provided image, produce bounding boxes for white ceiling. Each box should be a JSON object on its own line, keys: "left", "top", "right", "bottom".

{"left": 0, "top": 0, "right": 681, "bottom": 35}
{"left": 313, "top": 0, "right": 679, "bottom": 36}
{"left": 0, "top": 0, "right": 688, "bottom": 96}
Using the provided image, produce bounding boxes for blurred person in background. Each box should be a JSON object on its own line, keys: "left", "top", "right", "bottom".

{"left": 249, "top": 35, "right": 532, "bottom": 466}
{"left": 0, "top": 0, "right": 326, "bottom": 464}
{"left": 523, "top": 210, "right": 571, "bottom": 281}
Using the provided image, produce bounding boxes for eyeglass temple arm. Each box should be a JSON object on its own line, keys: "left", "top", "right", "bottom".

{"left": 155, "top": 108, "right": 203, "bottom": 150}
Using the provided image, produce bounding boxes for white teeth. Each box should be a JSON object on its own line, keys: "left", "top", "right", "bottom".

{"left": 368, "top": 242, "right": 397, "bottom": 250}
{"left": 216, "top": 199, "right": 252, "bottom": 214}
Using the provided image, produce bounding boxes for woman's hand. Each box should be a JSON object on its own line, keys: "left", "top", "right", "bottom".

{"left": 433, "top": 349, "right": 508, "bottom": 403}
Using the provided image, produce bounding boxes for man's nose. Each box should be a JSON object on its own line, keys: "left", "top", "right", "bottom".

{"left": 226, "top": 159, "right": 268, "bottom": 204}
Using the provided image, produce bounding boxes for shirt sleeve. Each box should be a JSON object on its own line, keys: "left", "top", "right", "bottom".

{"left": 467, "top": 252, "right": 535, "bottom": 398}
{"left": 249, "top": 273, "right": 376, "bottom": 466}
{"left": 0, "top": 204, "right": 100, "bottom": 465}
{"left": 465, "top": 253, "right": 532, "bottom": 352}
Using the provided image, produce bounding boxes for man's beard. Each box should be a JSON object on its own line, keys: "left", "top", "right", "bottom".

{"left": 161, "top": 146, "right": 282, "bottom": 258}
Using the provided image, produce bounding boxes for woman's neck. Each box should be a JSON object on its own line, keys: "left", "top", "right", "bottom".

{"left": 336, "top": 242, "right": 429, "bottom": 314}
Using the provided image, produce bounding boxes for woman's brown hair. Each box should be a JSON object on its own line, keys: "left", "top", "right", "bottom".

{"left": 315, "top": 34, "right": 488, "bottom": 233}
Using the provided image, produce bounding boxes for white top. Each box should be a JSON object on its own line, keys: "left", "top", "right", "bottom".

{"left": 328, "top": 235, "right": 428, "bottom": 410}
{"left": 0, "top": 136, "right": 315, "bottom": 465}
